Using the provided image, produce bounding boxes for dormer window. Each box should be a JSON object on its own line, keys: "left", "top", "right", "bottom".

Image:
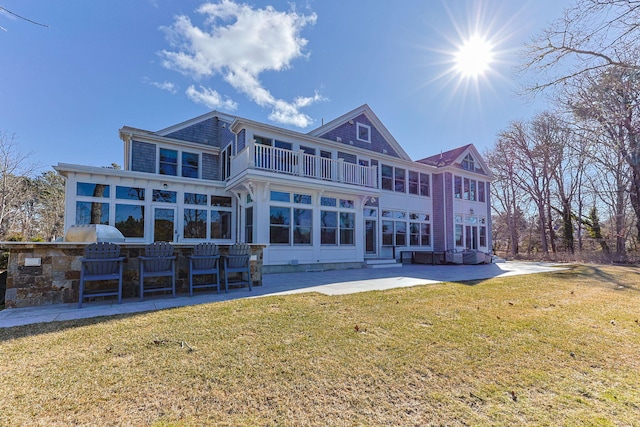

{"left": 356, "top": 122, "right": 371, "bottom": 143}
{"left": 462, "top": 153, "right": 475, "bottom": 171}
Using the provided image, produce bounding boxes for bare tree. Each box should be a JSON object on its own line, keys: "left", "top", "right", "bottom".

{"left": 0, "top": 131, "right": 38, "bottom": 239}
{"left": 566, "top": 67, "right": 640, "bottom": 254}
{"left": 522, "top": 0, "right": 640, "bottom": 93}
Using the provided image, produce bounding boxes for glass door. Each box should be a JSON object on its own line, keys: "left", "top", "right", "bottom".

{"left": 153, "top": 207, "right": 176, "bottom": 242}
{"left": 465, "top": 225, "right": 478, "bottom": 250}
{"left": 365, "top": 219, "right": 377, "bottom": 256}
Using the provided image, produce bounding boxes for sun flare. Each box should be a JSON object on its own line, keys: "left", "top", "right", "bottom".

{"left": 454, "top": 35, "right": 494, "bottom": 78}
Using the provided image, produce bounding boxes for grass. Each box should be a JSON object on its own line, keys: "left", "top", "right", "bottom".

{"left": 1, "top": 264, "right": 639, "bottom": 426}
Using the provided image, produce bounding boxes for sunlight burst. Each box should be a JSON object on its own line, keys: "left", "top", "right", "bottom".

{"left": 454, "top": 35, "right": 494, "bottom": 78}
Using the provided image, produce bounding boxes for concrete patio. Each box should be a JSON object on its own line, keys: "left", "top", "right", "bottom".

{"left": 0, "top": 261, "right": 564, "bottom": 328}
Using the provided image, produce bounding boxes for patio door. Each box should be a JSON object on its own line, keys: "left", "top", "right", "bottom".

{"left": 465, "top": 225, "right": 478, "bottom": 250}
{"left": 153, "top": 207, "right": 176, "bottom": 242}
{"left": 365, "top": 219, "right": 377, "bottom": 256}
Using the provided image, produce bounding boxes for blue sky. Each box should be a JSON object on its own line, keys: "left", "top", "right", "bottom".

{"left": 1, "top": 0, "right": 569, "bottom": 172}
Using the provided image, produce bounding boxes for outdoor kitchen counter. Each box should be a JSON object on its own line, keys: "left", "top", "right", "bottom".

{"left": 0, "top": 242, "right": 265, "bottom": 308}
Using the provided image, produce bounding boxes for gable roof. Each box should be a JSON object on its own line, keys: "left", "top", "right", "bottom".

{"left": 417, "top": 144, "right": 473, "bottom": 167}
{"left": 307, "top": 104, "right": 412, "bottom": 161}
{"left": 417, "top": 143, "right": 493, "bottom": 178}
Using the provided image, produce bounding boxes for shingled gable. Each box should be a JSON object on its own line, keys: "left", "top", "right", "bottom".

{"left": 307, "top": 104, "right": 412, "bottom": 161}
{"left": 417, "top": 143, "right": 492, "bottom": 177}
{"left": 154, "top": 110, "right": 237, "bottom": 147}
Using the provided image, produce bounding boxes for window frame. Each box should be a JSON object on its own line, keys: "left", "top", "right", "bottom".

{"left": 356, "top": 122, "right": 371, "bottom": 143}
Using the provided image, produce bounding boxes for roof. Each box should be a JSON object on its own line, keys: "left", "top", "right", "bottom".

{"left": 416, "top": 144, "right": 473, "bottom": 167}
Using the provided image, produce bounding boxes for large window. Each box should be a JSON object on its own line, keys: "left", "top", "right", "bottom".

{"left": 478, "top": 181, "right": 485, "bottom": 203}
{"left": 270, "top": 206, "right": 290, "bottom": 244}
{"left": 409, "top": 171, "right": 430, "bottom": 197}
{"left": 76, "top": 182, "right": 110, "bottom": 225}
{"left": 340, "top": 212, "right": 355, "bottom": 245}
{"left": 454, "top": 176, "right": 462, "bottom": 199}
{"left": 159, "top": 148, "right": 199, "bottom": 178}
{"left": 76, "top": 202, "right": 109, "bottom": 225}
{"left": 184, "top": 208, "right": 207, "bottom": 238}
{"left": 320, "top": 211, "right": 337, "bottom": 244}
{"left": 182, "top": 152, "right": 199, "bottom": 178}
{"left": 382, "top": 210, "right": 407, "bottom": 246}
{"left": 409, "top": 213, "right": 430, "bottom": 246}
{"left": 211, "top": 196, "right": 232, "bottom": 240}
{"left": 269, "top": 191, "right": 314, "bottom": 245}
{"left": 320, "top": 196, "right": 355, "bottom": 246}
{"left": 211, "top": 210, "right": 231, "bottom": 239}
{"left": 115, "top": 185, "right": 145, "bottom": 238}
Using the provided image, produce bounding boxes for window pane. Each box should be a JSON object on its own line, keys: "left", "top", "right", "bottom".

{"left": 159, "top": 148, "right": 178, "bottom": 176}
{"left": 294, "top": 208, "right": 312, "bottom": 244}
{"left": 421, "top": 223, "right": 430, "bottom": 246}
{"left": 152, "top": 189, "right": 177, "bottom": 203}
{"left": 270, "top": 191, "right": 290, "bottom": 202}
{"left": 321, "top": 197, "right": 336, "bottom": 207}
{"left": 409, "top": 171, "right": 419, "bottom": 194}
{"left": 294, "top": 194, "right": 312, "bottom": 204}
{"left": 211, "top": 196, "right": 233, "bottom": 207}
{"left": 116, "top": 186, "right": 144, "bottom": 200}
{"left": 382, "top": 220, "right": 394, "bottom": 246}
{"left": 395, "top": 221, "right": 406, "bottom": 246}
{"left": 270, "top": 206, "right": 290, "bottom": 244}
{"left": 184, "top": 208, "right": 207, "bottom": 238}
{"left": 455, "top": 224, "right": 463, "bottom": 246}
{"left": 77, "top": 182, "right": 110, "bottom": 198}
{"left": 76, "top": 201, "right": 109, "bottom": 225}
{"left": 115, "top": 204, "right": 144, "bottom": 237}
{"left": 394, "top": 167, "right": 405, "bottom": 192}
{"left": 464, "top": 178, "right": 470, "bottom": 200}
{"left": 211, "top": 210, "right": 231, "bottom": 239}
{"left": 478, "top": 181, "right": 485, "bottom": 203}
{"left": 454, "top": 176, "right": 462, "bottom": 199}
{"left": 381, "top": 164, "right": 393, "bottom": 190}
{"left": 420, "top": 173, "right": 430, "bottom": 196}
{"left": 184, "top": 192, "right": 208, "bottom": 205}
{"left": 320, "top": 211, "right": 337, "bottom": 245}
{"left": 340, "top": 199, "right": 354, "bottom": 209}
{"left": 182, "top": 152, "right": 199, "bottom": 178}
{"left": 340, "top": 212, "right": 355, "bottom": 245}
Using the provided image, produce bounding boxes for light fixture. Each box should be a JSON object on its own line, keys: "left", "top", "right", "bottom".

{"left": 163, "top": 183, "right": 168, "bottom": 189}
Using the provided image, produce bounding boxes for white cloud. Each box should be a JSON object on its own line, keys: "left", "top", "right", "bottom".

{"left": 160, "top": 0, "right": 322, "bottom": 127}
{"left": 144, "top": 78, "right": 178, "bottom": 94}
{"left": 186, "top": 85, "right": 238, "bottom": 110}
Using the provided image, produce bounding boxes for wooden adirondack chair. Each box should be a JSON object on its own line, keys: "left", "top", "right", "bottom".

{"left": 188, "top": 242, "right": 221, "bottom": 296}
{"left": 138, "top": 242, "right": 176, "bottom": 300}
{"left": 78, "top": 242, "right": 125, "bottom": 308}
{"left": 223, "top": 243, "right": 252, "bottom": 291}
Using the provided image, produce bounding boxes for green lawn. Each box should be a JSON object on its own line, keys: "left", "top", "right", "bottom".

{"left": 1, "top": 264, "right": 639, "bottom": 426}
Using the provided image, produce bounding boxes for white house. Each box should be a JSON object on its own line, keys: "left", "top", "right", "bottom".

{"left": 55, "top": 104, "right": 493, "bottom": 272}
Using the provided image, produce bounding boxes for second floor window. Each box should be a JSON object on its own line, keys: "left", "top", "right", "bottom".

{"left": 159, "top": 148, "right": 199, "bottom": 178}
{"left": 160, "top": 148, "right": 177, "bottom": 176}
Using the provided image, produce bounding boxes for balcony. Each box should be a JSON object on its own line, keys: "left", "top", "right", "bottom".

{"left": 232, "top": 142, "right": 378, "bottom": 188}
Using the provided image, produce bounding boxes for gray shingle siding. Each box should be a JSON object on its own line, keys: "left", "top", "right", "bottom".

{"left": 131, "top": 140, "right": 156, "bottom": 173}
{"left": 237, "top": 129, "right": 247, "bottom": 153}
{"left": 318, "top": 113, "right": 400, "bottom": 158}
{"left": 202, "top": 153, "right": 219, "bottom": 181}
{"left": 164, "top": 117, "right": 233, "bottom": 148}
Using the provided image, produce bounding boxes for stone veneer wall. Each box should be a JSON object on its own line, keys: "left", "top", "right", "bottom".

{"left": 1, "top": 243, "right": 264, "bottom": 308}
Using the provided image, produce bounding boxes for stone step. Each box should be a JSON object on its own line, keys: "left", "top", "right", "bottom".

{"left": 365, "top": 259, "right": 402, "bottom": 269}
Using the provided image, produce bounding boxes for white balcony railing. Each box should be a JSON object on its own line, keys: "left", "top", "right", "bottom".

{"left": 231, "top": 143, "right": 378, "bottom": 188}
